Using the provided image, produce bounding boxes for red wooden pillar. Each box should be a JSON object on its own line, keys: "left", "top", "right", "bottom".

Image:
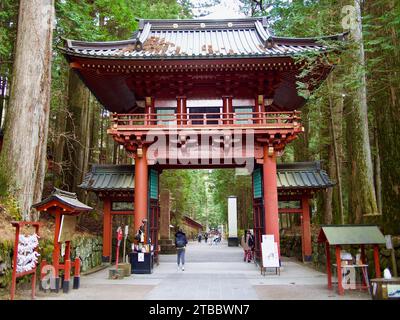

{"left": 177, "top": 96, "right": 187, "bottom": 125}
{"left": 263, "top": 146, "right": 280, "bottom": 256}
{"left": 52, "top": 209, "right": 62, "bottom": 292}
{"left": 134, "top": 145, "right": 148, "bottom": 234}
{"left": 335, "top": 245, "right": 344, "bottom": 295}
{"left": 301, "top": 196, "right": 312, "bottom": 262}
{"left": 325, "top": 242, "right": 332, "bottom": 289}
{"left": 102, "top": 198, "right": 112, "bottom": 262}
{"left": 373, "top": 244, "right": 381, "bottom": 278}
{"left": 145, "top": 96, "right": 155, "bottom": 125}
{"left": 255, "top": 95, "right": 265, "bottom": 124}
{"left": 73, "top": 257, "right": 81, "bottom": 289}
{"left": 222, "top": 96, "right": 228, "bottom": 124}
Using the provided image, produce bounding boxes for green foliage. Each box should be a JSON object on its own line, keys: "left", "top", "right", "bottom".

{"left": 0, "top": 194, "right": 21, "bottom": 220}
{"left": 0, "top": 0, "right": 18, "bottom": 74}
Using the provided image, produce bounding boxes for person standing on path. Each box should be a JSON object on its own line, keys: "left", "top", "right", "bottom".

{"left": 175, "top": 228, "right": 188, "bottom": 271}
{"left": 241, "top": 230, "right": 251, "bottom": 262}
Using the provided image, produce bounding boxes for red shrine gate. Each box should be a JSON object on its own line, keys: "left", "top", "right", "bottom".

{"left": 63, "top": 17, "right": 344, "bottom": 259}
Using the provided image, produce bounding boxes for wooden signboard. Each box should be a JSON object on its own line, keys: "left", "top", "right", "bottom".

{"left": 58, "top": 215, "right": 77, "bottom": 243}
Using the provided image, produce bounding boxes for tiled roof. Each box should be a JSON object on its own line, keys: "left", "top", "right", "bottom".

{"left": 276, "top": 161, "right": 334, "bottom": 190}
{"left": 79, "top": 165, "right": 135, "bottom": 191}
{"left": 79, "top": 161, "right": 333, "bottom": 193}
{"left": 63, "top": 17, "right": 346, "bottom": 60}
{"left": 318, "top": 225, "right": 385, "bottom": 245}
{"left": 32, "top": 188, "right": 92, "bottom": 211}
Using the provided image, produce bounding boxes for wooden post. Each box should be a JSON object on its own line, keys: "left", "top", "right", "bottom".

{"left": 373, "top": 244, "right": 381, "bottom": 278}
{"left": 227, "top": 96, "right": 233, "bottom": 124}
{"left": 335, "top": 245, "right": 344, "bottom": 295}
{"left": 52, "top": 209, "right": 62, "bottom": 292}
{"left": 102, "top": 198, "right": 112, "bottom": 262}
{"left": 326, "top": 242, "right": 332, "bottom": 289}
{"left": 360, "top": 244, "right": 366, "bottom": 286}
{"left": 63, "top": 259, "right": 71, "bottom": 293}
{"left": 177, "top": 96, "right": 187, "bottom": 125}
{"left": 134, "top": 146, "right": 148, "bottom": 235}
{"left": 222, "top": 96, "right": 228, "bottom": 124}
{"left": 73, "top": 257, "right": 81, "bottom": 289}
{"left": 262, "top": 146, "right": 280, "bottom": 256}
{"left": 301, "top": 196, "right": 312, "bottom": 262}
{"left": 10, "top": 224, "right": 20, "bottom": 300}
{"left": 145, "top": 97, "right": 154, "bottom": 125}
{"left": 256, "top": 95, "right": 265, "bottom": 124}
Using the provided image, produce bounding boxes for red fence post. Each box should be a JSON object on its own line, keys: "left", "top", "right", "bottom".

{"left": 73, "top": 257, "right": 81, "bottom": 289}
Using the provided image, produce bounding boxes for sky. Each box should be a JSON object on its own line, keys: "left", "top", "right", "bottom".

{"left": 192, "top": 0, "right": 246, "bottom": 19}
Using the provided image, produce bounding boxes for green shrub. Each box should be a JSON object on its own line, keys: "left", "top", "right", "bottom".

{"left": 1, "top": 194, "right": 21, "bottom": 220}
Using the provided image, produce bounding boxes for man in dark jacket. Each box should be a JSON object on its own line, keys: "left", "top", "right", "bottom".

{"left": 175, "top": 228, "right": 188, "bottom": 271}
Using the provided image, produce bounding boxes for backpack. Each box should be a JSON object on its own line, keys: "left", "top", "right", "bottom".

{"left": 176, "top": 233, "right": 186, "bottom": 248}
{"left": 248, "top": 235, "right": 254, "bottom": 248}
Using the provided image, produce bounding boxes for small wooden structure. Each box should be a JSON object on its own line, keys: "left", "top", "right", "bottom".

{"left": 182, "top": 215, "right": 203, "bottom": 240}
{"left": 10, "top": 221, "right": 41, "bottom": 300}
{"left": 318, "top": 225, "right": 386, "bottom": 295}
{"left": 32, "top": 188, "right": 92, "bottom": 293}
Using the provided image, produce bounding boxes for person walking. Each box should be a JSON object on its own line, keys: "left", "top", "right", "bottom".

{"left": 241, "top": 230, "right": 251, "bottom": 262}
{"left": 204, "top": 232, "right": 208, "bottom": 244}
{"left": 175, "top": 227, "right": 188, "bottom": 271}
{"left": 197, "top": 232, "right": 202, "bottom": 243}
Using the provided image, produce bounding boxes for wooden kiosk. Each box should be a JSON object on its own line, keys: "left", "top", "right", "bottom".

{"left": 318, "top": 225, "right": 386, "bottom": 296}
{"left": 32, "top": 188, "right": 92, "bottom": 293}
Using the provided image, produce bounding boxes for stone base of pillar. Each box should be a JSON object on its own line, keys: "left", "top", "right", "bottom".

{"left": 228, "top": 237, "right": 239, "bottom": 247}
{"left": 159, "top": 238, "right": 176, "bottom": 254}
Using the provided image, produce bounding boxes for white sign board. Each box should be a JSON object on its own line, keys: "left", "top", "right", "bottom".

{"left": 227, "top": 197, "right": 238, "bottom": 238}
{"left": 262, "top": 234, "right": 274, "bottom": 243}
{"left": 385, "top": 235, "right": 393, "bottom": 250}
{"left": 138, "top": 252, "right": 144, "bottom": 262}
{"left": 261, "top": 234, "right": 280, "bottom": 268}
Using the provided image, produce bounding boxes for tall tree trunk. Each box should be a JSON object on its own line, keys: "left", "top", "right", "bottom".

{"left": 346, "top": 0, "right": 378, "bottom": 223}
{"left": 327, "top": 76, "right": 345, "bottom": 224}
{"left": 0, "top": 0, "right": 54, "bottom": 220}
{"left": 65, "top": 70, "right": 93, "bottom": 196}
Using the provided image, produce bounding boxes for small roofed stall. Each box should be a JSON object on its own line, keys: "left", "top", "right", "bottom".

{"left": 277, "top": 161, "right": 334, "bottom": 262}
{"left": 318, "top": 225, "right": 386, "bottom": 296}
{"left": 32, "top": 188, "right": 92, "bottom": 293}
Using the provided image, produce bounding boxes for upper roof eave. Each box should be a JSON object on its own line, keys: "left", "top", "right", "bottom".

{"left": 59, "top": 46, "right": 330, "bottom": 62}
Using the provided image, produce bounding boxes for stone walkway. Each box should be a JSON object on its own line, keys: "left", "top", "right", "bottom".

{"left": 35, "top": 240, "right": 370, "bottom": 300}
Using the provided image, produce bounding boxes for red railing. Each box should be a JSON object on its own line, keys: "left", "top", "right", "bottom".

{"left": 110, "top": 111, "right": 301, "bottom": 129}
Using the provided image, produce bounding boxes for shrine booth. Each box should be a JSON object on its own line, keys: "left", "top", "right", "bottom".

{"left": 318, "top": 225, "right": 386, "bottom": 296}
{"left": 79, "top": 164, "right": 160, "bottom": 263}
{"left": 252, "top": 161, "right": 334, "bottom": 262}
{"left": 33, "top": 188, "right": 92, "bottom": 293}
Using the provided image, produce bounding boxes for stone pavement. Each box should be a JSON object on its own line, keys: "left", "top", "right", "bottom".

{"left": 35, "top": 240, "right": 370, "bottom": 300}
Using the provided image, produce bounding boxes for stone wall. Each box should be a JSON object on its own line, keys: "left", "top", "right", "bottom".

{"left": 281, "top": 234, "right": 400, "bottom": 278}
{"left": 0, "top": 234, "right": 102, "bottom": 289}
